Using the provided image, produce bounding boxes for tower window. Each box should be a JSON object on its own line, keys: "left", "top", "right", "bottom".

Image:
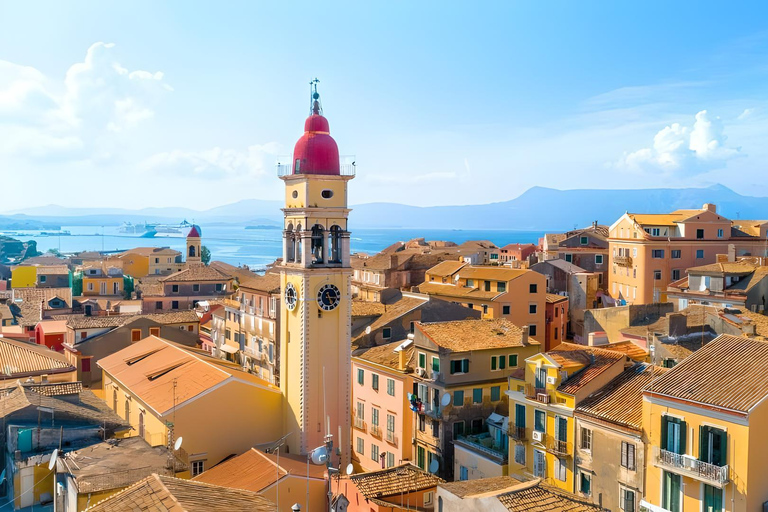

{"left": 294, "top": 158, "right": 301, "bottom": 172}
{"left": 311, "top": 224, "right": 325, "bottom": 264}
{"left": 189, "top": 245, "right": 196, "bottom": 258}
{"left": 292, "top": 190, "right": 298, "bottom": 199}
{"left": 329, "top": 225, "right": 343, "bottom": 264}
{"left": 321, "top": 189, "right": 334, "bottom": 199}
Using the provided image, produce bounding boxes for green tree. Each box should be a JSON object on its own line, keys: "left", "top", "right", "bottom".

{"left": 201, "top": 245, "right": 211, "bottom": 265}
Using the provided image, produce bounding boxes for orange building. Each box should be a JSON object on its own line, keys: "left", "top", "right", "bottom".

{"left": 544, "top": 294, "right": 568, "bottom": 350}
{"left": 608, "top": 204, "right": 768, "bottom": 304}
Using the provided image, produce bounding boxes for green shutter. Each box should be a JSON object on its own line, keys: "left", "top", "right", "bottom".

{"left": 462, "top": 359, "right": 469, "bottom": 373}
{"left": 679, "top": 420, "right": 687, "bottom": 455}
{"left": 717, "top": 429, "right": 727, "bottom": 466}
{"left": 661, "top": 416, "right": 668, "bottom": 451}
{"left": 499, "top": 356, "right": 506, "bottom": 369}
{"left": 491, "top": 357, "right": 497, "bottom": 371}
{"left": 699, "top": 425, "right": 710, "bottom": 462}
{"left": 515, "top": 404, "right": 525, "bottom": 428}
{"left": 453, "top": 390, "right": 464, "bottom": 406}
{"left": 491, "top": 386, "right": 500, "bottom": 401}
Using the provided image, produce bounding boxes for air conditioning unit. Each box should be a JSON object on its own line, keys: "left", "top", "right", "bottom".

{"left": 537, "top": 393, "right": 550, "bottom": 404}
{"left": 415, "top": 368, "right": 426, "bottom": 377}
{"left": 532, "top": 431, "right": 543, "bottom": 442}
{"left": 546, "top": 376, "right": 556, "bottom": 385}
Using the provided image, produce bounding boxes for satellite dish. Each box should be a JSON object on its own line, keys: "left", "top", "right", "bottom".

{"left": 174, "top": 437, "right": 183, "bottom": 451}
{"left": 48, "top": 449, "right": 59, "bottom": 471}
{"left": 428, "top": 459, "right": 439, "bottom": 474}
{"left": 365, "top": 326, "right": 371, "bottom": 335}
{"left": 310, "top": 446, "right": 329, "bottom": 465}
{"left": 440, "top": 393, "right": 451, "bottom": 407}
{"left": 345, "top": 463, "right": 354, "bottom": 475}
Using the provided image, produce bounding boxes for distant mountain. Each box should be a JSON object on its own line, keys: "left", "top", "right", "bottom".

{"left": 3, "top": 184, "right": 767, "bottom": 232}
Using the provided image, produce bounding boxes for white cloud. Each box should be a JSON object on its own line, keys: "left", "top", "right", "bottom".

{"left": 139, "top": 142, "right": 281, "bottom": 180}
{"left": 615, "top": 110, "right": 741, "bottom": 175}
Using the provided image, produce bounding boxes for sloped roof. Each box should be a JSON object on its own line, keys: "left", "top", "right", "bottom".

{"left": 351, "top": 300, "right": 387, "bottom": 317}
{"left": 533, "top": 259, "right": 588, "bottom": 274}
{"left": 686, "top": 260, "right": 759, "bottom": 275}
{"left": 55, "top": 310, "right": 199, "bottom": 330}
{"left": 85, "top": 473, "right": 275, "bottom": 512}
{"left": 237, "top": 271, "right": 280, "bottom": 293}
{"left": 352, "top": 296, "right": 427, "bottom": 343}
{"left": 353, "top": 340, "right": 415, "bottom": 371}
{"left": 546, "top": 343, "right": 627, "bottom": 395}
{"left": 193, "top": 448, "right": 325, "bottom": 493}
{"left": 457, "top": 266, "right": 529, "bottom": 281}
{"left": 418, "top": 282, "right": 501, "bottom": 301}
{"left": 599, "top": 340, "right": 649, "bottom": 361}
{"left": 440, "top": 476, "right": 522, "bottom": 498}
{"left": 418, "top": 319, "right": 540, "bottom": 352}
{"left": 545, "top": 293, "right": 568, "bottom": 304}
{"left": 425, "top": 260, "right": 466, "bottom": 277}
{"left": 349, "top": 463, "right": 443, "bottom": 499}
{"left": 13, "top": 287, "right": 73, "bottom": 308}
{"left": 159, "top": 265, "right": 231, "bottom": 283}
{"left": 0, "top": 336, "right": 74, "bottom": 378}
{"left": 496, "top": 479, "right": 605, "bottom": 511}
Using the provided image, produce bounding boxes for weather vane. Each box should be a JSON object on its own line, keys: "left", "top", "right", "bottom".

{"left": 310, "top": 77, "right": 322, "bottom": 114}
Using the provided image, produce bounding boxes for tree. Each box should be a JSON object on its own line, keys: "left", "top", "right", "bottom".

{"left": 201, "top": 245, "right": 211, "bottom": 265}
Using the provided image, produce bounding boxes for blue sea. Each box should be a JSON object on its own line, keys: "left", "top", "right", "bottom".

{"left": 18, "top": 225, "right": 545, "bottom": 270}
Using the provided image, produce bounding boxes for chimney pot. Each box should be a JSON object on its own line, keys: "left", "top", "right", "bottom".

{"left": 521, "top": 325, "right": 529, "bottom": 345}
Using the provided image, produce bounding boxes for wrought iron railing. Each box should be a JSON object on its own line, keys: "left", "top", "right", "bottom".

{"left": 655, "top": 447, "right": 729, "bottom": 486}
{"left": 386, "top": 431, "right": 398, "bottom": 447}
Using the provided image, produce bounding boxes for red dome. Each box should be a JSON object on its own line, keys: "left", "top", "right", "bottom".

{"left": 187, "top": 225, "right": 201, "bottom": 238}
{"left": 292, "top": 101, "right": 340, "bottom": 176}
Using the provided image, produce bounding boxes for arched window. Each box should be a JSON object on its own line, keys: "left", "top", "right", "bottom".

{"left": 295, "top": 224, "right": 303, "bottom": 263}
{"left": 139, "top": 411, "right": 145, "bottom": 438}
{"left": 329, "top": 225, "right": 343, "bottom": 264}
{"left": 124, "top": 399, "right": 130, "bottom": 421}
{"left": 285, "top": 223, "right": 295, "bottom": 263}
{"left": 113, "top": 389, "right": 117, "bottom": 411}
{"left": 189, "top": 245, "right": 196, "bottom": 258}
{"left": 311, "top": 224, "right": 325, "bottom": 264}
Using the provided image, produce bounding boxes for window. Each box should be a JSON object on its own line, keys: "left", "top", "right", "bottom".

{"left": 453, "top": 390, "right": 464, "bottom": 406}
{"left": 700, "top": 426, "right": 727, "bottom": 466}
{"left": 124, "top": 399, "right": 130, "bottom": 420}
{"left": 654, "top": 270, "right": 662, "bottom": 280}
{"left": 491, "top": 356, "right": 498, "bottom": 371}
{"left": 39, "top": 275, "right": 47, "bottom": 283}
{"left": 371, "top": 443, "right": 379, "bottom": 462}
{"left": 554, "top": 327, "right": 558, "bottom": 340}
{"left": 484, "top": 281, "right": 491, "bottom": 292}
{"left": 81, "top": 358, "right": 91, "bottom": 372}
{"left": 580, "top": 236, "right": 588, "bottom": 245}
{"left": 502, "top": 305, "right": 510, "bottom": 315}
{"left": 471, "top": 418, "right": 483, "bottom": 433}
{"left": 499, "top": 356, "right": 506, "bottom": 370}
{"left": 424, "top": 491, "right": 434, "bottom": 506}
{"left": 672, "top": 269, "right": 680, "bottom": 280}
{"left": 565, "top": 254, "right": 573, "bottom": 263}
{"left": 652, "top": 249, "right": 665, "bottom": 258}
{"left": 703, "top": 484, "right": 723, "bottom": 512}
{"left": 529, "top": 304, "right": 537, "bottom": 314}
{"left": 466, "top": 279, "right": 474, "bottom": 287}
{"left": 651, "top": 228, "right": 660, "bottom": 236}
{"left": 534, "top": 410, "right": 546, "bottom": 432}
{"left": 555, "top": 457, "right": 567, "bottom": 481}
{"left": 509, "top": 354, "right": 518, "bottom": 367}
{"left": 661, "top": 416, "right": 686, "bottom": 454}
{"left": 482, "top": 304, "right": 489, "bottom": 315}
{"left": 580, "top": 427, "right": 592, "bottom": 450}
{"left": 215, "top": 283, "right": 223, "bottom": 292}
{"left": 696, "top": 249, "right": 705, "bottom": 258}
{"left": 450, "top": 359, "right": 469, "bottom": 374}
{"left": 172, "top": 284, "right": 179, "bottom": 293}
{"left": 155, "top": 301, "right": 163, "bottom": 310}
{"left": 386, "top": 452, "right": 395, "bottom": 468}
{"left": 621, "top": 441, "right": 636, "bottom": 470}
{"left": 357, "top": 437, "right": 364, "bottom": 456}
{"left": 171, "top": 300, "right": 179, "bottom": 309}
{"left": 387, "top": 378, "right": 395, "bottom": 396}
{"left": 671, "top": 249, "right": 681, "bottom": 259}
{"left": 431, "top": 420, "right": 440, "bottom": 438}
{"left": 717, "top": 228, "right": 724, "bottom": 238}
{"left": 662, "top": 471, "right": 681, "bottom": 512}
{"left": 514, "top": 444, "right": 526, "bottom": 465}
{"left": 497, "top": 282, "right": 506, "bottom": 292}
{"left": 382, "top": 327, "right": 391, "bottom": 340}
{"left": 491, "top": 386, "right": 500, "bottom": 401}
{"left": 579, "top": 471, "right": 591, "bottom": 495}
{"left": 529, "top": 283, "right": 538, "bottom": 293}
{"left": 150, "top": 327, "right": 160, "bottom": 336}
{"left": 595, "top": 254, "right": 603, "bottom": 264}
{"left": 87, "top": 282, "right": 94, "bottom": 291}
{"left": 387, "top": 414, "right": 395, "bottom": 434}
{"left": 192, "top": 284, "right": 200, "bottom": 292}
{"left": 431, "top": 357, "right": 440, "bottom": 372}
{"left": 533, "top": 450, "right": 546, "bottom": 478}
{"left": 418, "top": 353, "right": 426, "bottom": 369}
{"left": 131, "top": 329, "right": 141, "bottom": 342}
{"left": 410, "top": 321, "right": 415, "bottom": 334}
{"left": 473, "top": 388, "right": 482, "bottom": 404}
{"left": 620, "top": 487, "right": 636, "bottom": 512}
{"left": 417, "top": 446, "right": 425, "bottom": 470}
{"left": 357, "top": 369, "right": 364, "bottom": 385}
{"left": 696, "top": 228, "right": 705, "bottom": 239}
{"left": 372, "top": 373, "right": 379, "bottom": 391}
{"left": 459, "top": 466, "right": 468, "bottom": 481}
{"left": 529, "top": 325, "right": 537, "bottom": 336}
{"left": 453, "top": 421, "right": 465, "bottom": 438}
{"left": 191, "top": 460, "right": 205, "bottom": 477}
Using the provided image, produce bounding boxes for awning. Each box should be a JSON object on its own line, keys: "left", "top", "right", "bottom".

{"left": 219, "top": 344, "right": 238, "bottom": 354}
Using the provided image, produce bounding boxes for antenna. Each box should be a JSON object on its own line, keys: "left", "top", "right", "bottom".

{"left": 440, "top": 393, "right": 451, "bottom": 407}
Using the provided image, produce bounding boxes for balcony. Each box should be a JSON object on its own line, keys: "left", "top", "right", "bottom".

{"left": 524, "top": 384, "right": 550, "bottom": 404}
{"left": 371, "top": 425, "right": 382, "bottom": 439}
{"left": 422, "top": 404, "right": 442, "bottom": 420}
{"left": 508, "top": 425, "right": 526, "bottom": 441}
{"left": 353, "top": 418, "right": 367, "bottom": 432}
{"left": 386, "top": 431, "right": 398, "bottom": 447}
{"left": 454, "top": 434, "right": 508, "bottom": 465}
{"left": 654, "top": 447, "right": 729, "bottom": 487}
{"left": 614, "top": 255, "right": 633, "bottom": 267}
{"left": 546, "top": 436, "right": 572, "bottom": 457}
{"left": 276, "top": 155, "right": 356, "bottom": 178}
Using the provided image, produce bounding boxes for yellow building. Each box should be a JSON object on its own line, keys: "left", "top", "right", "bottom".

{"left": 642, "top": 334, "right": 768, "bottom": 512}
{"left": 81, "top": 263, "right": 124, "bottom": 297}
{"left": 10, "top": 265, "right": 38, "bottom": 288}
{"left": 418, "top": 261, "right": 546, "bottom": 338}
{"left": 506, "top": 343, "right": 630, "bottom": 493}
{"left": 112, "top": 247, "right": 183, "bottom": 277}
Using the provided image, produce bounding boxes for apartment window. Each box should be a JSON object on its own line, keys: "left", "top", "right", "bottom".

{"left": 580, "top": 427, "right": 592, "bottom": 451}
{"left": 131, "top": 329, "right": 141, "bottom": 342}
{"left": 700, "top": 426, "right": 727, "bottom": 466}
{"left": 356, "top": 437, "right": 364, "bottom": 456}
{"left": 555, "top": 457, "right": 567, "bottom": 482}
{"left": 529, "top": 283, "right": 538, "bottom": 293}
{"left": 419, "top": 415, "right": 425, "bottom": 432}
{"left": 372, "top": 374, "right": 379, "bottom": 391}
{"left": 696, "top": 249, "right": 705, "bottom": 259}
{"left": 580, "top": 236, "right": 588, "bottom": 245}
{"left": 491, "top": 386, "right": 500, "bottom": 401}
{"left": 499, "top": 355, "right": 506, "bottom": 370}
{"left": 621, "top": 441, "right": 636, "bottom": 470}
{"left": 386, "top": 452, "right": 395, "bottom": 468}
{"left": 717, "top": 228, "right": 724, "bottom": 238}
{"left": 418, "top": 353, "right": 426, "bottom": 369}
{"left": 554, "top": 327, "right": 558, "bottom": 340}
{"left": 171, "top": 300, "right": 179, "bottom": 310}
{"left": 652, "top": 249, "right": 664, "bottom": 258}
{"left": 192, "top": 284, "right": 200, "bottom": 292}
{"left": 510, "top": 354, "right": 518, "bottom": 367}
{"left": 579, "top": 470, "right": 591, "bottom": 495}
{"left": 620, "top": 487, "right": 636, "bottom": 512}
{"left": 595, "top": 254, "right": 603, "bottom": 264}
{"left": 491, "top": 356, "right": 498, "bottom": 371}
{"left": 482, "top": 304, "right": 489, "bottom": 315}
{"left": 661, "top": 416, "right": 685, "bottom": 454}
{"left": 466, "top": 279, "right": 474, "bottom": 287}
{"left": 357, "top": 369, "right": 364, "bottom": 385}
{"left": 654, "top": 270, "right": 662, "bottom": 280}
{"left": 387, "top": 413, "right": 395, "bottom": 433}
{"left": 459, "top": 466, "right": 468, "bottom": 481}
{"left": 662, "top": 471, "right": 681, "bottom": 511}
{"left": 502, "top": 305, "right": 510, "bottom": 315}
{"left": 409, "top": 321, "right": 415, "bottom": 334}
{"left": 431, "top": 357, "right": 440, "bottom": 373}
{"left": 533, "top": 450, "right": 546, "bottom": 478}
{"left": 484, "top": 281, "right": 491, "bottom": 292}
{"left": 382, "top": 327, "right": 391, "bottom": 340}
{"left": 215, "top": 283, "right": 223, "bottom": 292}
{"left": 172, "top": 284, "right": 179, "bottom": 293}
{"left": 472, "top": 388, "right": 482, "bottom": 404}
{"left": 564, "top": 254, "right": 573, "bottom": 263}
{"left": 529, "top": 304, "right": 537, "bottom": 314}
{"left": 387, "top": 378, "right": 395, "bottom": 396}
{"left": 424, "top": 491, "right": 434, "bottom": 507}
{"left": 671, "top": 249, "right": 681, "bottom": 259}
{"left": 529, "top": 325, "right": 537, "bottom": 336}
{"left": 450, "top": 359, "right": 469, "bottom": 374}
{"left": 534, "top": 410, "right": 546, "bottom": 432}
{"left": 696, "top": 228, "right": 705, "bottom": 239}
{"left": 371, "top": 443, "right": 379, "bottom": 462}
{"left": 87, "top": 282, "right": 94, "bottom": 291}
{"left": 39, "top": 275, "right": 47, "bottom": 283}
{"left": 431, "top": 420, "right": 440, "bottom": 438}
{"left": 672, "top": 269, "right": 681, "bottom": 280}
{"left": 453, "top": 390, "right": 464, "bottom": 407}
{"left": 155, "top": 301, "right": 163, "bottom": 310}
{"left": 453, "top": 421, "right": 465, "bottom": 438}
{"left": 514, "top": 444, "right": 526, "bottom": 465}
{"left": 81, "top": 358, "right": 91, "bottom": 372}
{"left": 651, "top": 228, "right": 660, "bottom": 236}
{"left": 497, "top": 281, "right": 506, "bottom": 292}
{"left": 191, "top": 460, "right": 205, "bottom": 477}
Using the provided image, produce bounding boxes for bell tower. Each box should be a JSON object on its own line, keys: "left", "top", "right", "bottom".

{"left": 279, "top": 80, "right": 353, "bottom": 462}
{"left": 186, "top": 225, "right": 202, "bottom": 266}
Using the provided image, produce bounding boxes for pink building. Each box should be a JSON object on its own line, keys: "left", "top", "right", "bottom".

{"left": 335, "top": 463, "right": 442, "bottom": 512}
{"left": 351, "top": 339, "right": 414, "bottom": 472}
{"left": 499, "top": 243, "right": 537, "bottom": 264}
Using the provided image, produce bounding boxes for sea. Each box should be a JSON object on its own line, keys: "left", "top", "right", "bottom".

{"left": 15, "top": 225, "right": 545, "bottom": 271}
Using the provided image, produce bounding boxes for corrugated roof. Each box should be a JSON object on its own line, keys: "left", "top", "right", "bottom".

{"left": 349, "top": 463, "right": 443, "bottom": 499}
{"left": 0, "top": 337, "right": 74, "bottom": 378}
{"left": 645, "top": 334, "right": 768, "bottom": 413}
{"left": 575, "top": 363, "right": 666, "bottom": 432}
{"left": 545, "top": 293, "right": 568, "bottom": 304}
{"left": 418, "top": 318, "right": 540, "bottom": 352}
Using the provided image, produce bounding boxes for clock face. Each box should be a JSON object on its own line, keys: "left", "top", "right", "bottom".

{"left": 317, "top": 284, "right": 341, "bottom": 311}
{"left": 285, "top": 282, "right": 298, "bottom": 311}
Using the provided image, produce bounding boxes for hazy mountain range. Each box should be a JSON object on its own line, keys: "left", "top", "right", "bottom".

{"left": 2, "top": 184, "right": 767, "bottom": 231}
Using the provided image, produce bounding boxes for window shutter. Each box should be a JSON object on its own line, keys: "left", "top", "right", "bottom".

{"left": 679, "top": 420, "right": 687, "bottom": 455}
{"left": 660, "top": 416, "right": 668, "bottom": 451}
{"left": 462, "top": 359, "right": 469, "bottom": 373}
{"left": 628, "top": 444, "right": 635, "bottom": 470}
{"left": 699, "top": 425, "right": 710, "bottom": 462}
{"left": 491, "top": 357, "right": 497, "bottom": 371}
{"left": 717, "top": 429, "right": 727, "bottom": 466}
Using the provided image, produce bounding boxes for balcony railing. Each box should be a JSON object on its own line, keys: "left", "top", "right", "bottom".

{"left": 276, "top": 155, "right": 356, "bottom": 178}
{"left": 353, "top": 418, "right": 367, "bottom": 432}
{"left": 546, "top": 436, "right": 572, "bottom": 457}
{"left": 371, "top": 425, "right": 382, "bottom": 439}
{"left": 455, "top": 435, "right": 508, "bottom": 464}
{"left": 508, "top": 425, "right": 526, "bottom": 441}
{"left": 654, "top": 447, "right": 729, "bottom": 487}
{"left": 524, "top": 384, "right": 549, "bottom": 404}
{"left": 422, "top": 404, "right": 442, "bottom": 419}
{"left": 614, "top": 255, "right": 633, "bottom": 267}
{"left": 386, "top": 430, "right": 398, "bottom": 447}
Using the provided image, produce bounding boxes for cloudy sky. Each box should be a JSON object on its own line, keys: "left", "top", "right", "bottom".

{"left": 2, "top": 1, "right": 768, "bottom": 211}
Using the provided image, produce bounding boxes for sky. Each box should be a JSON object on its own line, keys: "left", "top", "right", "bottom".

{"left": 2, "top": 1, "right": 768, "bottom": 211}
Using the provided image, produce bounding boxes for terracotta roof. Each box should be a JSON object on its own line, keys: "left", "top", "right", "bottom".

{"left": 159, "top": 265, "right": 231, "bottom": 283}
{"left": 119, "top": 247, "right": 180, "bottom": 257}
{"left": 645, "top": 334, "right": 768, "bottom": 413}
{"left": 619, "top": 305, "right": 712, "bottom": 338}
{"left": 686, "top": 260, "right": 759, "bottom": 275}
{"left": 353, "top": 340, "right": 415, "bottom": 371}
{"left": 193, "top": 448, "right": 325, "bottom": 493}
{"left": 13, "top": 287, "right": 73, "bottom": 308}
{"left": 425, "top": 260, "right": 466, "bottom": 277}
{"left": 496, "top": 479, "right": 605, "bottom": 511}
{"left": 543, "top": 233, "right": 567, "bottom": 247}
{"left": 545, "top": 293, "right": 568, "bottom": 304}
{"left": 417, "top": 282, "right": 501, "bottom": 301}
{"left": 0, "top": 337, "right": 74, "bottom": 378}
{"left": 137, "top": 277, "right": 164, "bottom": 296}
{"left": 599, "top": 340, "right": 648, "bottom": 361}
{"left": 237, "top": 271, "right": 280, "bottom": 293}
{"left": 418, "top": 319, "right": 540, "bottom": 352}
{"left": 440, "top": 476, "right": 522, "bottom": 498}
{"left": 547, "top": 343, "right": 627, "bottom": 395}
{"left": 349, "top": 463, "right": 443, "bottom": 499}
{"left": 457, "top": 266, "right": 529, "bottom": 281}
{"left": 55, "top": 310, "right": 199, "bottom": 330}
{"left": 575, "top": 363, "right": 666, "bottom": 433}
{"left": 85, "top": 473, "right": 275, "bottom": 512}
{"left": 37, "top": 319, "right": 68, "bottom": 333}
{"left": 351, "top": 300, "right": 387, "bottom": 317}
{"left": 352, "top": 296, "right": 428, "bottom": 343}
{"left": 98, "top": 336, "right": 276, "bottom": 416}
{"left": 730, "top": 220, "right": 768, "bottom": 237}
{"left": 627, "top": 212, "right": 691, "bottom": 227}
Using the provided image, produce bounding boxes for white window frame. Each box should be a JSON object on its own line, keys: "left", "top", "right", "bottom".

{"left": 595, "top": 254, "right": 603, "bottom": 264}
{"left": 191, "top": 460, "right": 205, "bottom": 476}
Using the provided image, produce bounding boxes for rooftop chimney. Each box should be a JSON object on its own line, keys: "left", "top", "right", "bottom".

{"left": 398, "top": 349, "right": 407, "bottom": 371}
{"left": 727, "top": 244, "right": 736, "bottom": 263}
{"left": 703, "top": 203, "right": 716, "bottom": 213}
{"left": 521, "top": 325, "right": 529, "bottom": 345}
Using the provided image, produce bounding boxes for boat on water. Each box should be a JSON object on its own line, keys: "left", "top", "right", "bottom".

{"left": 120, "top": 220, "right": 193, "bottom": 238}
{"left": 120, "top": 222, "right": 157, "bottom": 235}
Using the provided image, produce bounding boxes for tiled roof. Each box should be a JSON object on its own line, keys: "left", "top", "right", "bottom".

{"left": 118, "top": 247, "right": 180, "bottom": 257}
{"left": 34, "top": 265, "right": 70, "bottom": 275}
{"left": 457, "top": 266, "right": 529, "bottom": 281}
{"left": 575, "top": 363, "right": 666, "bottom": 433}
{"left": 237, "top": 271, "right": 280, "bottom": 293}
{"left": 351, "top": 300, "right": 387, "bottom": 317}
{"left": 599, "top": 340, "right": 648, "bottom": 361}
{"left": 543, "top": 233, "right": 567, "bottom": 247}
{"left": 98, "top": 336, "right": 276, "bottom": 415}
{"left": 545, "top": 293, "right": 568, "bottom": 304}
{"left": 193, "top": 448, "right": 325, "bottom": 493}
{"left": 85, "top": 473, "right": 276, "bottom": 512}
{"left": 731, "top": 220, "right": 768, "bottom": 237}
{"left": 686, "top": 260, "right": 759, "bottom": 275}
{"left": 418, "top": 319, "right": 540, "bottom": 352}
{"left": 440, "top": 476, "right": 522, "bottom": 498}
{"left": 548, "top": 343, "right": 627, "bottom": 395}
{"left": 619, "top": 305, "right": 712, "bottom": 338}
{"left": 353, "top": 340, "right": 415, "bottom": 371}
{"left": 159, "top": 265, "right": 232, "bottom": 283}
{"left": 13, "top": 287, "right": 74, "bottom": 308}
{"left": 352, "top": 296, "right": 427, "bottom": 344}
{"left": 627, "top": 212, "right": 691, "bottom": 227}
{"left": 533, "top": 259, "right": 588, "bottom": 274}
{"left": 349, "top": 464, "right": 443, "bottom": 499}
{"left": 0, "top": 337, "right": 74, "bottom": 378}
{"left": 425, "top": 260, "right": 466, "bottom": 277}
{"left": 137, "top": 277, "right": 164, "bottom": 296}
{"left": 417, "top": 282, "right": 501, "bottom": 301}
{"left": 645, "top": 334, "right": 768, "bottom": 413}
{"left": 55, "top": 310, "right": 199, "bottom": 329}
{"left": 496, "top": 479, "right": 605, "bottom": 511}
